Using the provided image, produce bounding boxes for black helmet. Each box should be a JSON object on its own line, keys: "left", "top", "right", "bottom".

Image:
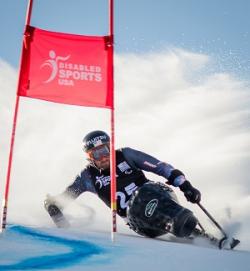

{"left": 83, "top": 130, "right": 110, "bottom": 152}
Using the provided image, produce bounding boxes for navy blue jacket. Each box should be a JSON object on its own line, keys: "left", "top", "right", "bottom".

{"left": 62, "top": 147, "right": 186, "bottom": 218}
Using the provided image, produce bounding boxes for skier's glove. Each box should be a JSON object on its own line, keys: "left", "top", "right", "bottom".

{"left": 179, "top": 181, "right": 201, "bottom": 203}
{"left": 44, "top": 194, "right": 60, "bottom": 211}
{"left": 44, "top": 194, "right": 70, "bottom": 228}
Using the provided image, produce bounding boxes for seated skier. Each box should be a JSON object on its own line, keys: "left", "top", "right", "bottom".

{"left": 44, "top": 130, "right": 201, "bottom": 238}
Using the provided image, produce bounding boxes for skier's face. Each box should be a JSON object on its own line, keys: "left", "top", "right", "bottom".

{"left": 87, "top": 144, "right": 110, "bottom": 170}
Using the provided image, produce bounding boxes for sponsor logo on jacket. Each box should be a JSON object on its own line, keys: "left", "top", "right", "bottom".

{"left": 95, "top": 175, "right": 110, "bottom": 189}
{"left": 117, "top": 161, "right": 133, "bottom": 175}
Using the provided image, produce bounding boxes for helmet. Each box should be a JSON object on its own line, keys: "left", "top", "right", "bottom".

{"left": 83, "top": 130, "right": 110, "bottom": 152}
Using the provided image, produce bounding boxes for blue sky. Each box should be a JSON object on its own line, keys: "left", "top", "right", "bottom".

{"left": 0, "top": 0, "right": 249, "bottom": 77}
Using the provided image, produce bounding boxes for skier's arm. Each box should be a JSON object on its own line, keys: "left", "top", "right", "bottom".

{"left": 122, "top": 147, "right": 201, "bottom": 203}
{"left": 44, "top": 168, "right": 96, "bottom": 227}
{"left": 122, "top": 147, "right": 185, "bottom": 185}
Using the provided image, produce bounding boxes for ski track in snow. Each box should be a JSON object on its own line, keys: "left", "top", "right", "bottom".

{"left": 0, "top": 225, "right": 109, "bottom": 270}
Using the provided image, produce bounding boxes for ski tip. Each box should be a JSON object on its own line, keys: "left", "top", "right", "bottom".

{"left": 230, "top": 238, "right": 240, "bottom": 250}
{"left": 219, "top": 237, "right": 240, "bottom": 250}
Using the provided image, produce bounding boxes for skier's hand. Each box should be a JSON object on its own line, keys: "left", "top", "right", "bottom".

{"left": 44, "top": 194, "right": 60, "bottom": 210}
{"left": 179, "top": 181, "right": 201, "bottom": 203}
{"left": 44, "top": 194, "right": 70, "bottom": 228}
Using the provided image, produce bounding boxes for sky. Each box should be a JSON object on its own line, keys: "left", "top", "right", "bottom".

{"left": 0, "top": 0, "right": 250, "bottom": 78}
{"left": 0, "top": 0, "right": 250, "bottom": 263}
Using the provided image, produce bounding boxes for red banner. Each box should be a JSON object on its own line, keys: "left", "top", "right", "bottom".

{"left": 18, "top": 26, "right": 113, "bottom": 108}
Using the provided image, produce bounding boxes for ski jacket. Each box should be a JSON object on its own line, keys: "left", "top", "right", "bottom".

{"left": 63, "top": 147, "right": 186, "bottom": 218}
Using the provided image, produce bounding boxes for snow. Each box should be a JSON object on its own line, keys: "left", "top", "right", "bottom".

{"left": 0, "top": 225, "right": 250, "bottom": 271}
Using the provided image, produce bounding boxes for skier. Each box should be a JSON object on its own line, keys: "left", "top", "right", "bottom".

{"left": 44, "top": 130, "right": 201, "bottom": 238}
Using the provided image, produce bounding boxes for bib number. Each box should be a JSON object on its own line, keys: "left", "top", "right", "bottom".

{"left": 116, "top": 182, "right": 138, "bottom": 209}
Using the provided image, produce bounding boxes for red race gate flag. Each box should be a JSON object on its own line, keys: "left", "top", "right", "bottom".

{"left": 18, "top": 26, "right": 113, "bottom": 108}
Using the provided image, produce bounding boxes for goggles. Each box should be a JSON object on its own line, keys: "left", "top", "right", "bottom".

{"left": 87, "top": 144, "right": 110, "bottom": 161}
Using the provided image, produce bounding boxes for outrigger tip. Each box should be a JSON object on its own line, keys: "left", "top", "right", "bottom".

{"left": 230, "top": 238, "right": 240, "bottom": 249}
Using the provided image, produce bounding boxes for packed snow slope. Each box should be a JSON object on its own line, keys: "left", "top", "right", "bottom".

{"left": 0, "top": 224, "right": 250, "bottom": 271}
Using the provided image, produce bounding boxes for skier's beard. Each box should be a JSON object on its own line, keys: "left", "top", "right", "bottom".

{"left": 95, "top": 156, "right": 110, "bottom": 170}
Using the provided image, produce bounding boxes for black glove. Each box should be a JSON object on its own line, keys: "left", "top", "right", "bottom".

{"left": 179, "top": 181, "right": 201, "bottom": 203}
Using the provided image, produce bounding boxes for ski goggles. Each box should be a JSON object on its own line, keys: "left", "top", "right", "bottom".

{"left": 87, "top": 144, "right": 110, "bottom": 161}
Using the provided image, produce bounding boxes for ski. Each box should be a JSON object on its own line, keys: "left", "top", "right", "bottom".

{"left": 192, "top": 227, "right": 240, "bottom": 250}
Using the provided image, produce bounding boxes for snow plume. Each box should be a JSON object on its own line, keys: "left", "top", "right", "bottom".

{"left": 0, "top": 48, "right": 250, "bottom": 249}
